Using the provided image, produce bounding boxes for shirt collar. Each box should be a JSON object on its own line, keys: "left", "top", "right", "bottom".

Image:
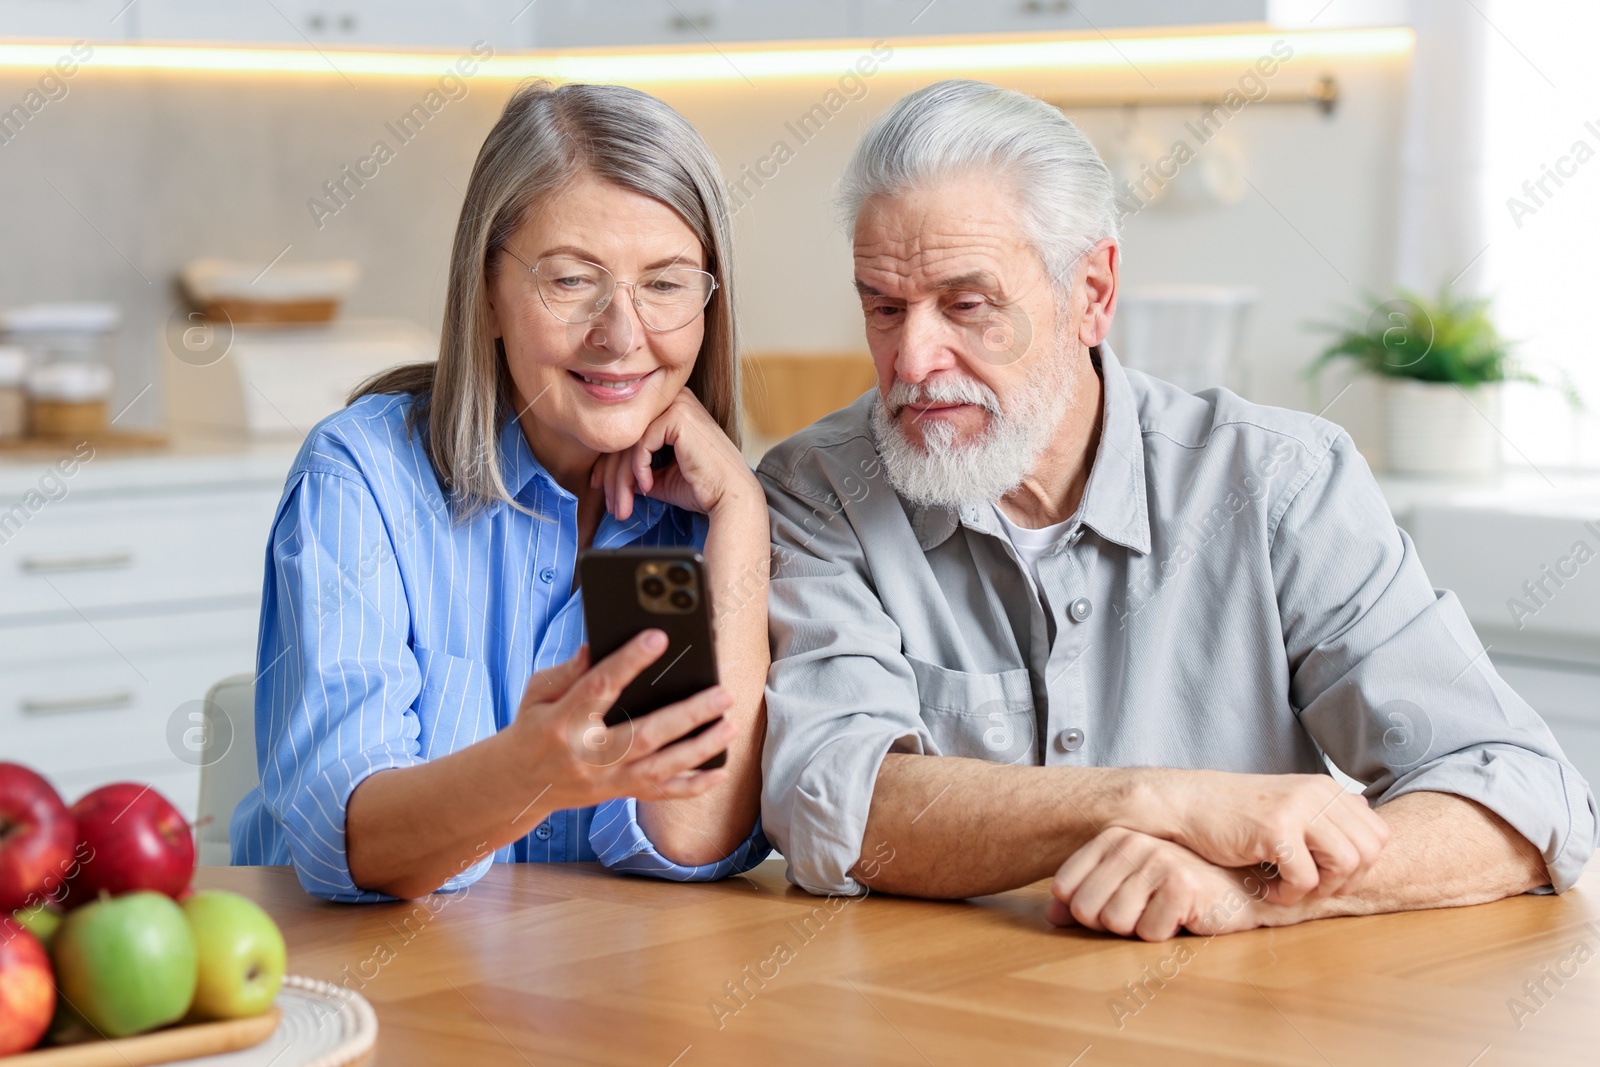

{"left": 907, "top": 344, "right": 1151, "bottom": 556}
{"left": 496, "top": 412, "right": 668, "bottom": 530}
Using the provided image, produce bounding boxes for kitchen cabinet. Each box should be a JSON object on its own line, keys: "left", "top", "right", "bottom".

{"left": 131, "top": 0, "right": 518, "bottom": 50}
{"left": 1383, "top": 477, "right": 1600, "bottom": 804}
{"left": 529, "top": 0, "right": 858, "bottom": 48}
{"left": 859, "top": 0, "right": 1267, "bottom": 37}
{"left": 1492, "top": 653, "right": 1600, "bottom": 798}
{"left": 0, "top": 0, "right": 134, "bottom": 38}
{"left": 1, "top": 608, "right": 260, "bottom": 820}
{"left": 0, "top": 442, "right": 294, "bottom": 821}
{"left": 2, "top": 0, "right": 1299, "bottom": 49}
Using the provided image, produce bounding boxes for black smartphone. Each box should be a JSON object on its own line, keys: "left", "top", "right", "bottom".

{"left": 577, "top": 546, "right": 727, "bottom": 770}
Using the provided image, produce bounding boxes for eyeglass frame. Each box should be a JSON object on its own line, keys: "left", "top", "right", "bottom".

{"left": 501, "top": 248, "right": 719, "bottom": 334}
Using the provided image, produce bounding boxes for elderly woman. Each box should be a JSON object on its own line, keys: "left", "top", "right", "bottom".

{"left": 230, "top": 82, "right": 769, "bottom": 901}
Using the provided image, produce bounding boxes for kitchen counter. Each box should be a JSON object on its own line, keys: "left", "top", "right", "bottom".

{"left": 1377, "top": 469, "right": 1600, "bottom": 661}
{"left": 0, "top": 432, "right": 300, "bottom": 499}
{"left": 1379, "top": 469, "right": 1600, "bottom": 523}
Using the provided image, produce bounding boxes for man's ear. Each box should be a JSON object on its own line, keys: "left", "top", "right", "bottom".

{"left": 1075, "top": 238, "right": 1119, "bottom": 348}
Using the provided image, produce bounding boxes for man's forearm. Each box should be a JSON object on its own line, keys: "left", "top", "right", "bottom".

{"left": 853, "top": 753, "right": 1149, "bottom": 897}
{"left": 1264, "top": 791, "right": 1547, "bottom": 924}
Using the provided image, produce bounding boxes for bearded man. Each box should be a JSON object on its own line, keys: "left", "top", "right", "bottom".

{"left": 756, "top": 79, "right": 1594, "bottom": 940}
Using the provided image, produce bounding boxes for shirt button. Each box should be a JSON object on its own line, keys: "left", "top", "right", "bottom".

{"left": 538, "top": 567, "right": 557, "bottom": 584}
{"left": 533, "top": 822, "right": 553, "bottom": 840}
{"left": 1056, "top": 728, "right": 1085, "bottom": 753}
{"left": 1069, "top": 597, "right": 1092, "bottom": 622}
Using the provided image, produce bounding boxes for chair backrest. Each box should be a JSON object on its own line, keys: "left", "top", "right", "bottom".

{"left": 196, "top": 673, "right": 259, "bottom": 867}
{"left": 1109, "top": 285, "right": 1258, "bottom": 394}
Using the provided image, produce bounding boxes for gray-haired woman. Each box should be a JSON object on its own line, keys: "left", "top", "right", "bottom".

{"left": 230, "top": 82, "right": 770, "bottom": 900}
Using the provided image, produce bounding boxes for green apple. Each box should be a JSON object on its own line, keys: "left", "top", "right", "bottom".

{"left": 182, "top": 891, "right": 285, "bottom": 1020}
{"left": 11, "top": 902, "right": 61, "bottom": 949}
{"left": 53, "top": 891, "right": 197, "bottom": 1038}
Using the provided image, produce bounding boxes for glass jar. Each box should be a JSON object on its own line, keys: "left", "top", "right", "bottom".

{"left": 0, "top": 345, "right": 25, "bottom": 440}
{"left": 0, "top": 303, "right": 119, "bottom": 439}
{"left": 26, "top": 362, "right": 113, "bottom": 438}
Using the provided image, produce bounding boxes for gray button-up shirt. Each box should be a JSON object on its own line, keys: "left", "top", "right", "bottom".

{"left": 758, "top": 346, "right": 1597, "bottom": 896}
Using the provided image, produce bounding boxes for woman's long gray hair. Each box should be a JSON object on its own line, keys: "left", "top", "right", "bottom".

{"left": 355, "top": 81, "right": 740, "bottom": 519}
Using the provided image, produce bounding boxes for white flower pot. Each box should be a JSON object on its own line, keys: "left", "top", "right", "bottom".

{"left": 1383, "top": 379, "right": 1501, "bottom": 477}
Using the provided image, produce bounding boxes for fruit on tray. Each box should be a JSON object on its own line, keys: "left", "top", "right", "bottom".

{"left": 0, "top": 762, "right": 77, "bottom": 913}
{"left": 184, "top": 891, "right": 287, "bottom": 1020}
{"left": 0, "top": 916, "right": 55, "bottom": 1055}
{"left": 64, "top": 783, "right": 195, "bottom": 907}
{"left": 0, "top": 767, "right": 288, "bottom": 1052}
{"left": 53, "top": 890, "right": 199, "bottom": 1039}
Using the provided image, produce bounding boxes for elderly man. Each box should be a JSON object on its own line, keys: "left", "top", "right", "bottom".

{"left": 758, "top": 79, "right": 1595, "bottom": 941}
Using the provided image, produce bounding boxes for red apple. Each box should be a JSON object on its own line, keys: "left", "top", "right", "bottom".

{"left": 62, "top": 784, "right": 194, "bottom": 909}
{"left": 0, "top": 763, "right": 76, "bottom": 914}
{"left": 0, "top": 916, "right": 55, "bottom": 1054}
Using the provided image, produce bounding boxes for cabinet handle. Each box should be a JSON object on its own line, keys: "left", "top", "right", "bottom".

{"left": 669, "top": 13, "right": 715, "bottom": 33}
{"left": 20, "top": 550, "right": 134, "bottom": 574}
{"left": 22, "top": 690, "right": 136, "bottom": 716}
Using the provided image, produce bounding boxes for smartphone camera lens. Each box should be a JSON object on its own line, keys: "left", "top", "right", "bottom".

{"left": 666, "top": 564, "right": 692, "bottom": 586}
{"left": 641, "top": 576, "right": 667, "bottom": 598}
{"left": 669, "top": 589, "right": 695, "bottom": 610}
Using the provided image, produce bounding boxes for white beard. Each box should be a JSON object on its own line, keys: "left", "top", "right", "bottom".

{"left": 870, "top": 341, "right": 1075, "bottom": 510}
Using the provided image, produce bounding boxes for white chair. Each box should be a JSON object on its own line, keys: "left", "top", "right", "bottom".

{"left": 196, "top": 674, "right": 259, "bottom": 867}
{"left": 1111, "top": 285, "right": 1258, "bottom": 394}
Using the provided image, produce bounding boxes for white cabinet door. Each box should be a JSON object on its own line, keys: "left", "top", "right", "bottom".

{"left": 0, "top": 486, "right": 279, "bottom": 621}
{"left": 0, "top": 606, "right": 260, "bottom": 821}
{"left": 860, "top": 0, "right": 1267, "bottom": 37}
{"left": 347, "top": 0, "right": 517, "bottom": 50}
{"left": 1493, "top": 654, "right": 1600, "bottom": 797}
{"left": 0, "top": 0, "right": 133, "bottom": 38}
{"left": 533, "top": 0, "right": 855, "bottom": 48}
{"left": 135, "top": 0, "right": 309, "bottom": 44}
{"left": 135, "top": 0, "right": 515, "bottom": 49}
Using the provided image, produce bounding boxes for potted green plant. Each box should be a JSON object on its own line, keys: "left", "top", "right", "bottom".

{"left": 1309, "top": 288, "right": 1565, "bottom": 477}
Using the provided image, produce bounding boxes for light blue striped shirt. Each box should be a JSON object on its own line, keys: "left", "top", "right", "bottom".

{"left": 230, "top": 392, "right": 770, "bottom": 902}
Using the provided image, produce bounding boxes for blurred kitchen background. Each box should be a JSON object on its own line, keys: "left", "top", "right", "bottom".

{"left": 0, "top": 1, "right": 1595, "bottom": 840}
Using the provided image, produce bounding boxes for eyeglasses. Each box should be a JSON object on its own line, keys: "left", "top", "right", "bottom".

{"left": 504, "top": 250, "right": 717, "bottom": 333}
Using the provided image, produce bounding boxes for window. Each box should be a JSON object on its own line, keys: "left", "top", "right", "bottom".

{"left": 1480, "top": 2, "right": 1600, "bottom": 470}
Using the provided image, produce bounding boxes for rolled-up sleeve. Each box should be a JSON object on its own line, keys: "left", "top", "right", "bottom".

{"left": 758, "top": 472, "right": 933, "bottom": 896}
{"left": 251, "top": 462, "right": 490, "bottom": 903}
{"left": 589, "top": 797, "right": 770, "bottom": 880}
{"left": 1274, "top": 432, "right": 1598, "bottom": 891}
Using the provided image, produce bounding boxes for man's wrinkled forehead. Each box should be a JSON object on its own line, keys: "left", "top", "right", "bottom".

{"left": 852, "top": 191, "right": 1030, "bottom": 293}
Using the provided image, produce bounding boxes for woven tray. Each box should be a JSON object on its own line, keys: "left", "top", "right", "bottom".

{"left": 12, "top": 976, "right": 377, "bottom": 1067}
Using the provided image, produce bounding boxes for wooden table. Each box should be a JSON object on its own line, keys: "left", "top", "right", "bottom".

{"left": 195, "top": 859, "right": 1600, "bottom": 1066}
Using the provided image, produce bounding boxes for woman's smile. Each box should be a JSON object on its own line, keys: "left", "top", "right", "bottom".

{"left": 569, "top": 367, "right": 657, "bottom": 403}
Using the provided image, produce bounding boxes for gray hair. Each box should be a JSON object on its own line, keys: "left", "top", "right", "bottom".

{"left": 838, "top": 79, "right": 1119, "bottom": 289}
{"left": 355, "top": 81, "right": 740, "bottom": 519}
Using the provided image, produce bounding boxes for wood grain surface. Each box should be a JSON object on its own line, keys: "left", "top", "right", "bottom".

{"left": 193, "top": 858, "right": 1600, "bottom": 1066}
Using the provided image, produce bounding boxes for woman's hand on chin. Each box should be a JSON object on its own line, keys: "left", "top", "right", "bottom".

{"left": 590, "top": 388, "right": 760, "bottom": 521}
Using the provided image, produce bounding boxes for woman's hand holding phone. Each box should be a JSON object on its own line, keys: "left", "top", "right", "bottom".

{"left": 590, "top": 387, "right": 760, "bottom": 521}
{"left": 506, "top": 629, "right": 737, "bottom": 818}
{"left": 584, "top": 386, "right": 769, "bottom": 867}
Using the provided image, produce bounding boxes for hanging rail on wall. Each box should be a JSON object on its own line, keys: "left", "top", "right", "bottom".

{"left": 1047, "top": 74, "right": 1339, "bottom": 117}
